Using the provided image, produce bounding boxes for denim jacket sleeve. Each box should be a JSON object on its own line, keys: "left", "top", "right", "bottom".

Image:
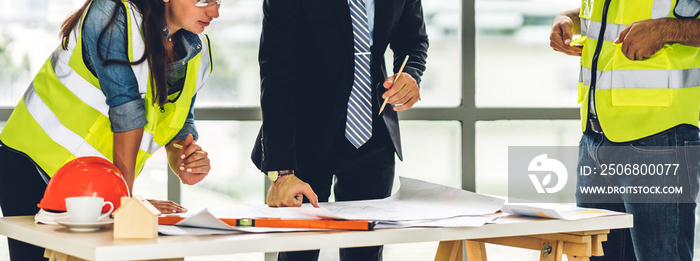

{"left": 82, "top": 0, "right": 147, "bottom": 133}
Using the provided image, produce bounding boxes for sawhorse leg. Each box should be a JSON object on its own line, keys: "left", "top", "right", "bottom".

{"left": 434, "top": 230, "right": 608, "bottom": 261}
{"left": 435, "top": 240, "right": 463, "bottom": 261}
{"left": 434, "top": 240, "right": 486, "bottom": 261}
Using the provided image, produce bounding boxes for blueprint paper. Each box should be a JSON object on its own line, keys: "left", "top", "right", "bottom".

{"left": 376, "top": 214, "right": 502, "bottom": 228}
{"left": 315, "top": 177, "right": 506, "bottom": 220}
{"left": 501, "top": 203, "right": 622, "bottom": 220}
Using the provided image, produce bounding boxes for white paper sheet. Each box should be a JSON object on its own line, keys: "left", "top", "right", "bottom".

{"left": 376, "top": 214, "right": 502, "bottom": 228}
{"left": 316, "top": 177, "right": 505, "bottom": 220}
{"left": 158, "top": 208, "right": 328, "bottom": 235}
{"left": 501, "top": 203, "right": 622, "bottom": 220}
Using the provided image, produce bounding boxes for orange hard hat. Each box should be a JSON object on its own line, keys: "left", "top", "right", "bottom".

{"left": 37, "top": 156, "right": 130, "bottom": 212}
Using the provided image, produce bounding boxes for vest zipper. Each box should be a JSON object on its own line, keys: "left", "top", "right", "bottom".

{"left": 589, "top": 0, "right": 613, "bottom": 119}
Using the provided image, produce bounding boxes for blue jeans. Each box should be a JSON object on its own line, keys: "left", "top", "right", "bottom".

{"left": 577, "top": 124, "right": 700, "bottom": 261}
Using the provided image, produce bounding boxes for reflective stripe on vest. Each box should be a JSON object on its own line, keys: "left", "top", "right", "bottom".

{"left": 576, "top": 0, "right": 700, "bottom": 142}
{"left": 0, "top": 0, "right": 212, "bottom": 177}
{"left": 651, "top": 0, "right": 674, "bottom": 19}
{"left": 22, "top": 83, "right": 106, "bottom": 159}
{"left": 580, "top": 67, "right": 700, "bottom": 90}
{"left": 581, "top": 19, "right": 626, "bottom": 43}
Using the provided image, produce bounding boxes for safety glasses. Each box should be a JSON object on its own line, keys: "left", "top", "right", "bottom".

{"left": 194, "top": 0, "right": 222, "bottom": 7}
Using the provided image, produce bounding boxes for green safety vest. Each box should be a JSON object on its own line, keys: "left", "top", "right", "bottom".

{"left": 0, "top": 0, "right": 212, "bottom": 177}
{"left": 577, "top": 0, "right": 700, "bottom": 142}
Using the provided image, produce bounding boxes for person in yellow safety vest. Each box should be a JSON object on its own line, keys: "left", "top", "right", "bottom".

{"left": 551, "top": 0, "right": 700, "bottom": 260}
{"left": 0, "top": 0, "right": 220, "bottom": 260}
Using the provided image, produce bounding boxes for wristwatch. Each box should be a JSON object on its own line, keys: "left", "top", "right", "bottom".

{"left": 267, "top": 170, "right": 294, "bottom": 183}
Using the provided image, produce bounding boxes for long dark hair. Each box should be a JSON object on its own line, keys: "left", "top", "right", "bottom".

{"left": 60, "top": 0, "right": 171, "bottom": 107}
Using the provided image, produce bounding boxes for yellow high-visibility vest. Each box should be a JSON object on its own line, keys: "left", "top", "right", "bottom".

{"left": 0, "top": 0, "right": 212, "bottom": 177}
{"left": 577, "top": 0, "right": 700, "bottom": 142}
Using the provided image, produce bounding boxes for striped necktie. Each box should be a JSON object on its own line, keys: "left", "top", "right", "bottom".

{"left": 345, "top": 0, "right": 372, "bottom": 148}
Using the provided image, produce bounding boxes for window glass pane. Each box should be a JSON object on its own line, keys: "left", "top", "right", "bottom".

{"left": 136, "top": 121, "right": 265, "bottom": 207}
{"left": 413, "top": 0, "right": 461, "bottom": 107}
{"left": 475, "top": 0, "right": 581, "bottom": 108}
{"left": 133, "top": 150, "right": 168, "bottom": 200}
{"left": 395, "top": 121, "right": 461, "bottom": 188}
{"left": 0, "top": 0, "right": 83, "bottom": 106}
{"left": 194, "top": 0, "right": 262, "bottom": 107}
{"left": 181, "top": 121, "right": 265, "bottom": 207}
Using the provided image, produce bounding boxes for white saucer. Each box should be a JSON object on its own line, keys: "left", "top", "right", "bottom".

{"left": 54, "top": 217, "right": 114, "bottom": 232}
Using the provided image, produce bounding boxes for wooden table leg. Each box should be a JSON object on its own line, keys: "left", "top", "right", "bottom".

{"left": 465, "top": 240, "right": 487, "bottom": 261}
{"left": 435, "top": 240, "right": 463, "bottom": 261}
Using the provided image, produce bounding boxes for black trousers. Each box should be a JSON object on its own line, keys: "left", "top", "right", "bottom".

{"left": 0, "top": 142, "right": 49, "bottom": 261}
{"left": 278, "top": 120, "right": 396, "bottom": 261}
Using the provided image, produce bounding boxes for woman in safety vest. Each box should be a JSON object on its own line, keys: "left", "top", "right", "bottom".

{"left": 0, "top": 0, "right": 220, "bottom": 260}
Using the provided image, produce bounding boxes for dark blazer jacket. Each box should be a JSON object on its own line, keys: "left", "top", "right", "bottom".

{"left": 252, "top": 0, "right": 429, "bottom": 173}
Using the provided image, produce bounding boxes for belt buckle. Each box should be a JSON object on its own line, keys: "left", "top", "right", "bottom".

{"left": 589, "top": 119, "right": 603, "bottom": 134}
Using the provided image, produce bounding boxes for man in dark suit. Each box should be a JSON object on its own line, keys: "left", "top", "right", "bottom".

{"left": 252, "top": 0, "right": 428, "bottom": 259}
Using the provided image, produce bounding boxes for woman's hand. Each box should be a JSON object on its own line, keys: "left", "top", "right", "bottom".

{"left": 167, "top": 134, "right": 210, "bottom": 185}
{"left": 147, "top": 199, "right": 187, "bottom": 214}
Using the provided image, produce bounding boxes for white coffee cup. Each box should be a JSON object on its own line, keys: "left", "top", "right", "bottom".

{"left": 65, "top": 196, "right": 114, "bottom": 224}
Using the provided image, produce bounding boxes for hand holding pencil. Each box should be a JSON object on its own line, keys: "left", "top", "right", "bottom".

{"left": 379, "top": 55, "right": 420, "bottom": 114}
{"left": 168, "top": 134, "right": 210, "bottom": 185}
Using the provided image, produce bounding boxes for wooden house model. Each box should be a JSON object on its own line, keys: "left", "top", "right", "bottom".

{"left": 113, "top": 196, "right": 160, "bottom": 239}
